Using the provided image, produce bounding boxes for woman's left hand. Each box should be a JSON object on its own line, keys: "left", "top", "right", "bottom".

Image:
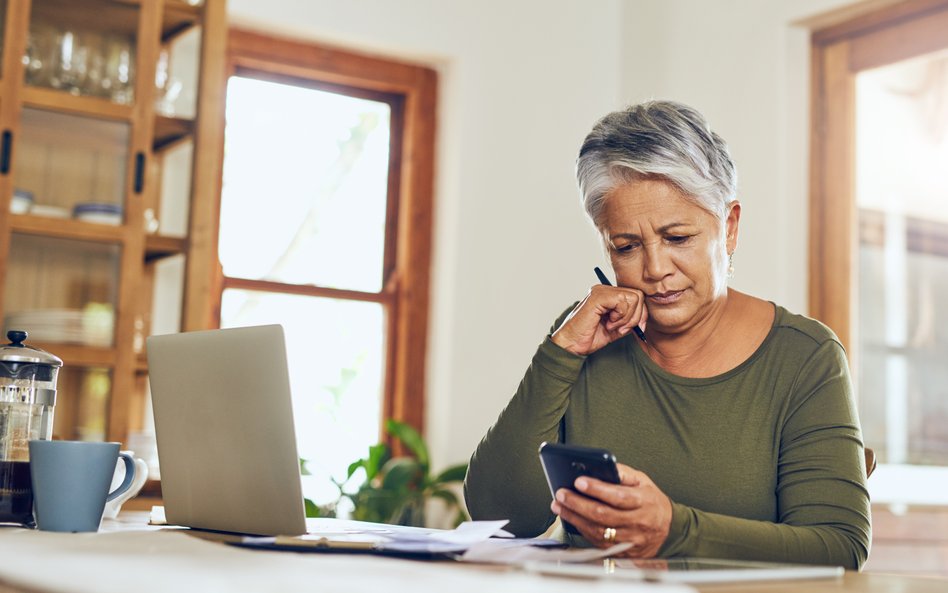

{"left": 550, "top": 463, "right": 673, "bottom": 558}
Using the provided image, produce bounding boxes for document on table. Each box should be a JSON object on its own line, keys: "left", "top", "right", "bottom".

{"left": 237, "top": 518, "right": 635, "bottom": 564}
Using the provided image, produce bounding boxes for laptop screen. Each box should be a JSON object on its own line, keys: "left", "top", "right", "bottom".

{"left": 147, "top": 324, "right": 307, "bottom": 536}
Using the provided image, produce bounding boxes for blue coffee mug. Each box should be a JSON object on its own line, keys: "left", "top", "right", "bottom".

{"left": 28, "top": 440, "right": 137, "bottom": 532}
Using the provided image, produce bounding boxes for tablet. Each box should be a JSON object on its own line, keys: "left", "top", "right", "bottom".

{"left": 524, "top": 557, "right": 844, "bottom": 584}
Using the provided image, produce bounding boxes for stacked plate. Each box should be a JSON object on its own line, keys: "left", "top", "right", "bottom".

{"left": 4, "top": 308, "right": 114, "bottom": 347}
{"left": 73, "top": 203, "right": 123, "bottom": 225}
{"left": 11, "top": 189, "right": 34, "bottom": 214}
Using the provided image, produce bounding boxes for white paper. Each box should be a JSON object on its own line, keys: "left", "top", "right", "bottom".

{"left": 428, "top": 520, "right": 513, "bottom": 543}
{"left": 461, "top": 541, "right": 633, "bottom": 564}
{"left": 267, "top": 519, "right": 519, "bottom": 554}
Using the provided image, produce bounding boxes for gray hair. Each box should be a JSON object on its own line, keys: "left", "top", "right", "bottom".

{"left": 576, "top": 100, "right": 737, "bottom": 228}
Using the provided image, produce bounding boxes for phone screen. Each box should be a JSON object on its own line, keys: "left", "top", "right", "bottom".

{"left": 538, "top": 441, "right": 620, "bottom": 534}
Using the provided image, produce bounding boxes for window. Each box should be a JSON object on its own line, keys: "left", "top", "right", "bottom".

{"left": 810, "top": 1, "right": 948, "bottom": 506}
{"left": 216, "top": 30, "right": 436, "bottom": 504}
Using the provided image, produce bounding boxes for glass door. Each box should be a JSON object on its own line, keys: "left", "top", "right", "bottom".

{"left": 855, "top": 48, "right": 948, "bottom": 479}
{"left": 810, "top": 2, "right": 948, "bottom": 511}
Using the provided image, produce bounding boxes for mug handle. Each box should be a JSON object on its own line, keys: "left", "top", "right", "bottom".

{"left": 107, "top": 452, "right": 137, "bottom": 502}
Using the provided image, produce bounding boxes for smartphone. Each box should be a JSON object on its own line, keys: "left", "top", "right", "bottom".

{"left": 538, "top": 441, "right": 621, "bottom": 534}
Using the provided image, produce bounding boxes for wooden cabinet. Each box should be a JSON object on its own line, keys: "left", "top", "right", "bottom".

{"left": 0, "top": 0, "right": 225, "bottom": 463}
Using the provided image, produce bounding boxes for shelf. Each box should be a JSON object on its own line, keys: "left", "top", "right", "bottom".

{"left": 11, "top": 214, "right": 126, "bottom": 244}
{"left": 144, "top": 234, "right": 187, "bottom": 261}
{"left": 30, "top": 0, "right": 141, "bottom": 38}
{"left": 21, "top": 87, "right": 134, "bottom": 122}
{"left": 11, "top": 217, "right": 189, "bottom": 258}
{"left": 154, "top": 115, "right": 194, "bottom": 151}
{"left": 29, "top": 342, "right": 117, "bottom": 367}
{"left": 162, "top": 1, "right": 202, "bottom": 42}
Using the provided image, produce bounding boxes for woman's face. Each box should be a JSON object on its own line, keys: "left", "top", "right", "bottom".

{"left": 601, "top": 178, "right": 739, "bottom": 335}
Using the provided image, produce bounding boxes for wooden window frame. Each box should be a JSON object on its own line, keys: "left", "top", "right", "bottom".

{"left": 809, "top": 0, "right": 948, "bottom": 352}
{"left": 198, "top": 29, "right": 437, "bottom": 438}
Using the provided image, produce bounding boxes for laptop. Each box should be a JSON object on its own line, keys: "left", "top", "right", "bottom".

{"left": 146, "top": 324, "right": 308, "bottom": 536}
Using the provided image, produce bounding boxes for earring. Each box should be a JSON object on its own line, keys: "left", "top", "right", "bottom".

{"left": 727, "top": 252, "right": 735, "bottom": 278}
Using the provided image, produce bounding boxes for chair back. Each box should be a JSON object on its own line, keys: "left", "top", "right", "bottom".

{"left": 865, "top": 447, "right": 877, "bottom": 479}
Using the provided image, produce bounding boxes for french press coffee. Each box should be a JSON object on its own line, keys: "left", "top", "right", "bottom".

{"left": 0, "top": 330, "right": 62, "bottom": 526}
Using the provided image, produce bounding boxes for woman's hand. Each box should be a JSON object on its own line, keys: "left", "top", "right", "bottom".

{"left": 551, "top": 285, "right": 647, "bottom": 356}
{"left": 550, "top": 463, "right": 672, "bottom": 558}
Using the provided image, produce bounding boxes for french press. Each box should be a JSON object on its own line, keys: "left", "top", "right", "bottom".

{"left": 0, "top": 330, "right": 62, "bottom": 526}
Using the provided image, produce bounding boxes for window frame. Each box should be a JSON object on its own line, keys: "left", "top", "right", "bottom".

{"left": 198, "top": 29, "right": 436, "bottom": 440}
{"left": 809, "top": 0, "right": 948, "bottom": 504}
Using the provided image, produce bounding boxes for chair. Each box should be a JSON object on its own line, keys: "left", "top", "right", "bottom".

{"left": 865, "top": 447, "right": 877, "bottom": 479}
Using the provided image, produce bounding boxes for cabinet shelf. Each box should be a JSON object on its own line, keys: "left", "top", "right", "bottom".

{"left": 144, "top": 234, "right": 187, "bottom": 260}
{"left": 30, "top": 0, "right": 140, "bottom": 38}
{"left": 27, "top": 0, "right": 199, "bottom": 42}
{"left": 10, "top": 214, "right": 125, "bottom": 244}
{"left": 162, "top": 1, "right": 202, "bottom": 42}
{"left": 154, "top": 115, "right": 194, "bottom": 151}
{"left": 11, "top": 216, "right": 189, "bottom": 261}
{"left": 29, "top": 342, "right": 117, "bottom": 368}
{"left": 21, "top": 87, "right": 134, "bottom": 122}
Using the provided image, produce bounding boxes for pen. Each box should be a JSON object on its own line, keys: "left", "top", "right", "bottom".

{"left": 594, "top": 266, "right": 647, "bottom": 343}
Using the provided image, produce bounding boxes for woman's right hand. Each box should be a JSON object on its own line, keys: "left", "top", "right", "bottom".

{"left": 551, "top": 285, "right": 647, "bottom": 356}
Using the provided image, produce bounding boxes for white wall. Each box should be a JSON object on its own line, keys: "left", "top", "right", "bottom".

{"left": 226, "top": 0, "right": 882, "bottom": 471}
{"left": 620, "top": 0, "right": 883, "bottom": 311}
{"left": 227, "top": 0, "right": 623, "bottom": 470}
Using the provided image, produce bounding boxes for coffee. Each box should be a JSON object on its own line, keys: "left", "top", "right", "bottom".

{"left": 0, "top": 460, "right": 34, "bottom": 525}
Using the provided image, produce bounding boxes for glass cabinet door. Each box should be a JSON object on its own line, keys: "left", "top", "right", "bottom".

{"left": 13, "top": 108, "right": 129, "bottom": 222}
{"left": 3, "top": 234, "right": 120, "bottom": 347}
{"left": 53, "top": 367, "right": 111, "bottom": 441}
{"left": 151, "top": 22, "right": 204, "bottom": 238}
{"left": 25, "top": 0, "right": 140, "bottom": 105}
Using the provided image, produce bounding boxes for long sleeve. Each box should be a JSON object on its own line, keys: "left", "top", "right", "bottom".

{"left": 657, "top": 340, "right": 871, "bottom": 569}
{"left": 464, "top": 337, "right": 585, "bottom": 536}
{"left": 465, "top": 305, "right": 871, "bottom": 569}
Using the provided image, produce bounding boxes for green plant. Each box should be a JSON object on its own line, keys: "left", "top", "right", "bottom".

{"left": 305, "top": 419, "right": 468, "bottom": 527}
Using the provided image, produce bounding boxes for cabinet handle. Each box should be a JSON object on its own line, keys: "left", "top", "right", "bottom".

{"left": 0, "top": 130, "right": 12, "bottom": 175}
{"left": 133, "top": 152, "right": 145, "bottom": 193}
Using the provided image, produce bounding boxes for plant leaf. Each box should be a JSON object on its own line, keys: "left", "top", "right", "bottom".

{"left": 381, "top": 457, "right": 423, "bottom": 492}
{"left": 299, "top": 458, "right": 312, "bottom": 476}
{"left": 350, "top": 489, "right": 401, "bottom": 524}
{"left": 346, "top": 459, "right": 364, "bottom": 481}
{"left": 430, "top": 488, "right": 460, "bottom": 507}
{"left": 364, "top": 443, "right": 391, "bottom": 481}
{"left": 385, "top": 419, "right": 429, "bottom": 470}
{"left": 432, "top": 463, "right": 468, "bottom": 485}
{"left": 303, "top": 498, "right": 320, "bottom": 518}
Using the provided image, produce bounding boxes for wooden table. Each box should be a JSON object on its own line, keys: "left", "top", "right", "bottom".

{"left": 0, "top": 513, "right": 944, "bottom": 593}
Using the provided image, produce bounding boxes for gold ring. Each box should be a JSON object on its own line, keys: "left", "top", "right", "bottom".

{"left": 603, "top": 527, "right": 617, "bottom": 542}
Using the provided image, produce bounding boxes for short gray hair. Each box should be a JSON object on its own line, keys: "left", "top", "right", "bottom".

{"left": 576, "top": 100, "right": 737, "bottom": 227}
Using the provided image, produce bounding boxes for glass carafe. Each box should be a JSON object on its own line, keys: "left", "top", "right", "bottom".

{"left": 0, "top": 331, "right": 62, "bottom": 526}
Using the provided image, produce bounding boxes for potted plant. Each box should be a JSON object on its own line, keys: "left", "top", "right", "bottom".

{"left": 305, "top": 419, "right": 468, "bottom": 527}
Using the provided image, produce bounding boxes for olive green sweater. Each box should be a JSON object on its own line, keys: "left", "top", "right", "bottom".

{"left": 464, "top": 305, "right": 871, "bottom": 569}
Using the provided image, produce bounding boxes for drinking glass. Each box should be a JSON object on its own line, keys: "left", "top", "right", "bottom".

{"left": 50, "top": 30, "right": 88, "bottom": 94}
{"left": 103, "top": 35, "right": 134, "bottom": 105}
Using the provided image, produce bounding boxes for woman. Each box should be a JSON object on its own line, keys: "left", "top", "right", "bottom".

{"left": 464, "top": 101, "right": 870, "bottom": 569}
